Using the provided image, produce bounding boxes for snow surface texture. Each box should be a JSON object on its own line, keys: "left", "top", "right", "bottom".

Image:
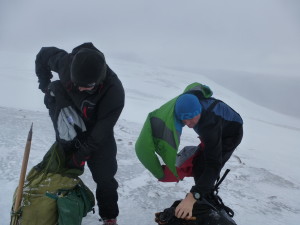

{"left": 0, "top": 59, "right": 300, "bottom": 225}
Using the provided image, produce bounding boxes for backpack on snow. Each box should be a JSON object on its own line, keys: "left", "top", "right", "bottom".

{"left": 155, "top": 169, "right": 237, "bottom": 225}
{"left": 46, "top": 181, "right": 95, "bottom": 225}
{"left": 10, "top": 142, "right": 95, "bottom": 225}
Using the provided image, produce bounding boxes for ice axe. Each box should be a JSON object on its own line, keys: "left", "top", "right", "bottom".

{"left": 10, "top": 123, "right": 33, "bottom": 225}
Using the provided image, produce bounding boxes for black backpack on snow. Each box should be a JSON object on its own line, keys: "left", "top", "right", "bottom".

{"left": 155, "top": 169, "right": 237, "bottom": 225}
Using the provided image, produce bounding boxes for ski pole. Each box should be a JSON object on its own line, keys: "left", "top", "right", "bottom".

{"left": 11, "top": 123, "right": 33, "bottom": 225}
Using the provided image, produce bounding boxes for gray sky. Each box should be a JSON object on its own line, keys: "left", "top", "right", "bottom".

{"left": 1, "top": 0, "right": 299, "bottom": 77}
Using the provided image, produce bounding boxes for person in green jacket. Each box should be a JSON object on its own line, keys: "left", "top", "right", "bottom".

{"left": 135, "top": 82, "right": 243, "bottom": 220}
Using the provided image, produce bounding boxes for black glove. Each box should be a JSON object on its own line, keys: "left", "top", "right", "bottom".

{"left": 38, "top": 78, "right": 51, "bottom": 93}
{"left": 44, "top": 88, "right": 56, "bottom": 110}
{"left": 67, "top": 142, "right": 91, "bottom": 170}
{"left": 68, "top": 151, "right": 86, "bottom": 170}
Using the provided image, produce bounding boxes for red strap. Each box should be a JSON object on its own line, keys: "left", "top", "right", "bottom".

{"left": 82, "top": 106, "right": 88, "bottom": 119}
{"left": 72, "top": 154, "right": 85, "bottom": 167}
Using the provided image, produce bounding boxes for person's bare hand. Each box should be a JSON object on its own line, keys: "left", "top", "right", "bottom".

{"left": 175, "top": 192, "right": 196, "bottom": 219}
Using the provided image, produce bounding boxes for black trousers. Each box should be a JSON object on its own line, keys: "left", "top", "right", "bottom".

{"left": 87, "top": 134, "right": 119, "bottom": 219}
{"left": 221, "top": 126, "right": 243, "bottom": 167}
{"left": 193, "top": 126, "right": 243, "bottom": 181}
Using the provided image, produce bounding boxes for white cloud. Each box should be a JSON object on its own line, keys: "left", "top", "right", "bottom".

{"left": 0, "top": 0, "right": 299, "bottom": 76}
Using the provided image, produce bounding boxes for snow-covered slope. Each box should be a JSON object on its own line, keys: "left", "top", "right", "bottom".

{"left": 0, "top": 59, "right": 300, "bottom": 225}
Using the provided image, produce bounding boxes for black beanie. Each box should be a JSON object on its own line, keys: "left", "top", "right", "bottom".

{"left": 71, "top": 48, "right": 107, "bottom": 87}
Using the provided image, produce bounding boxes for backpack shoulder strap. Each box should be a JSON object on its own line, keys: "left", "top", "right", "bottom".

{"left": 215, "top": 169, "right": 230, "bottom": 192}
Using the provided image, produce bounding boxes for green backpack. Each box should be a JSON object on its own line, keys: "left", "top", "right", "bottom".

{"left": 11, "top": 142, "right": 95, "bottom": 225}
{"left": 46, "top": 181, "right": 95, "bottom": 225}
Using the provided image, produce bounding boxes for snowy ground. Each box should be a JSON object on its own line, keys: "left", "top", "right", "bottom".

{"left": 0, "top": 57, "right": 300, "bottom": 224}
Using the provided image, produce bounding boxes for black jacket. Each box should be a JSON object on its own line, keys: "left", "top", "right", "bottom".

{"left": 35, "top": 42, "right": 125, "bottom": 152}
{"left": 189, "top": 94, "right": 243, "bottom": 194}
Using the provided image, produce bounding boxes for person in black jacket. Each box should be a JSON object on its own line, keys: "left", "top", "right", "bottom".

{"left": 170, "top": 93, "right": 243, "bottom": 220}
{"left": 35, "top": 42, "right": 125, "bottom": 225}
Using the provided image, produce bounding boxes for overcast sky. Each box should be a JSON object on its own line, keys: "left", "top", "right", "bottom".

{"left": 1, "top": 0, "right": 299, "bottom": 77}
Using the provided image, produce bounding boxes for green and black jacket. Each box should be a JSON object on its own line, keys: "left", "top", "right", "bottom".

{"left": 135, "top": 82, "right": 212, "bottom": 179}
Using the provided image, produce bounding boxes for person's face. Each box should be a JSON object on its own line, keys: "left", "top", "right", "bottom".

{"left": 182, "top": 114, "right": 201, "bottom": 128}
{"left": 78, "top": 86, "right": 95, "bottom": 92}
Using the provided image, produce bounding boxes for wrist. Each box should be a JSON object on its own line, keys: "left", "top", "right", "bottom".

{"left": 185, "top": 192, "right": 197, "bottom": 204}
{"left": 186, "top": 192, "right": 195, "bottom": 199}
{"left": 190, "top": 192, "right": 201, "bottom": 200}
